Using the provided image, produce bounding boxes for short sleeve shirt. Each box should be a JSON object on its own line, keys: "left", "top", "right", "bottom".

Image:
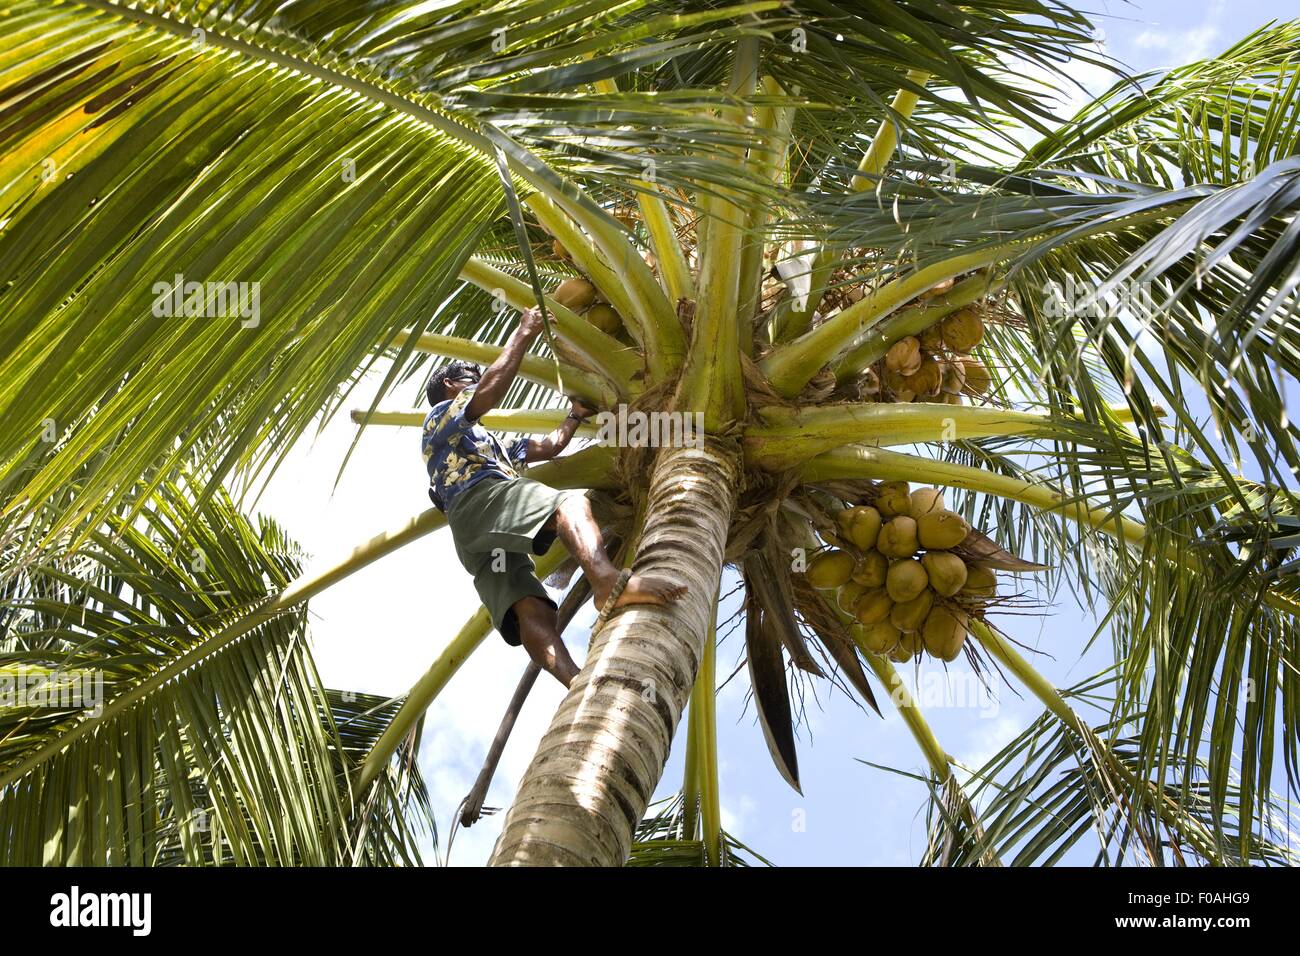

{"left": 421, "top": 386, "right": 529, "bottom": 512}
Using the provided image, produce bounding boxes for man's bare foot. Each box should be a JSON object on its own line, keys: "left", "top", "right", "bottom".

{"left": 592, "top": 571, "right": 687, "bottom": 613}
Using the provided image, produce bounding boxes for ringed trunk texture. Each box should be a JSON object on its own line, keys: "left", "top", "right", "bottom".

{"left": 489, "top": 439, "right": 741, "bottom": 866}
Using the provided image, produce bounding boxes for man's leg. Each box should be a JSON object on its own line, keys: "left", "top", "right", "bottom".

{"left": 512, "top": 595, "right": 580, "bottom": 688}
{"left": 545, "top": 494, "right": 687, "bottom": 612}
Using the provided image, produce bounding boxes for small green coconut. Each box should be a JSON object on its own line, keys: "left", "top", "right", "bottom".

{"left": 838, "top": 581, "right": 866, "bottom": 614}
{"left": 921, "top": 550, "right": 968, "bottom": 597}
{"left": 961, "top": 563, "right": 998, "bottom": 598}
{"left": 806, "top": 549, "right": 854, "bottom": 589}
{"left": 890, "top": 588, "right": 934, "bottom": 633}
{"left": 837, "top": 505, "right": 883, "bottom": 551}
{"left": 854, "top": 588, "right": 894, "bottom": 625}
{"left": 916, "top": 509, "right": 972, "bottom": 550}
{"left": 922, "top": 605, "right": 968, "bottom": 662}
{"left": 586, "top": 303, "right": 623, "bottom": 335}
{"left": 891, "top": 630, "right": 923, "bottom": 662}
{"left": 877, "top": 516, "right": 920, "bottom": 558}
{"left": 875, "top": 481, "right": 912, "bottom": 518}
{"left": 909, "top": 487, "right": 945, "bottom": 517}
{"left": 554, "top": 277, "right": 597, "bottom": 311}
{"left": 851, "top": 550, "right": 889, "bottom": 589}
{"left": 886, "top": 558, "right": 929, "bottom": 603}
{"left": 858, "top": 620, "right": 901, "bottom": 656}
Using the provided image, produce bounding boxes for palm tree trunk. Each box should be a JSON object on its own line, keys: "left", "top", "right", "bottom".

{"left": 488, "top": 439, "right": 741, "bottom": 866}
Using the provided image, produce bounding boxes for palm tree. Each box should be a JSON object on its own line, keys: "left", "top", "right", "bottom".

{"left": 2, "top": 0, "right": 1299, "bottom": 866}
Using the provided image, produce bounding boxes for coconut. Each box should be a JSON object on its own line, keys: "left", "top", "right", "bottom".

{"left": 806, "top": 549, "right": 854, "bottom": 589}
{"left": 922, "top": 605, "right": 968, "bottom": 661}
{"left": 961, "top": 563, "right": 998, "bottom": 598}
{"left": 859, "top": 620, "right": 900, "bottom": 656}
{"left": 921, "top": 551, "right": 968, "bottom": 597}
{"left": 859, "top": 367, "right": 882, "bottom": 396}
{"left": 877, "top": 516, "right": 919, "bottom": 558}
{"left": 909, "top": 487, "right": 945, "bottom": 517}
{"left": 890, "top": 588, "right": 934, "bottom": 633}
{"left": 875, "top": 481, "right": 912, "bottom": 518}
{"left": 554, "top": 277, "right": 597, "bottom": 311}
{"left": 838, "top": 581, "right": 866, "bottom": 614}
{"left": 853, "top": 588, "right": 894, "bottom": 625}
{"left": 942, "top": 390, "right": 964, "bottom": 405}
{"left": 888, "top": 638, "right": 914, "bottom": 663}
{"left": 586, "top": 303, "right": 623, "bottom": 335}
{"left": 886, "top": 558, "right": 929, "bottom": 603}
{"left": 916, "top": 509, "right": 971, "bottom": 550}
{"left": 894, "top": 387, "right": 917, "bottom": 403}
{"left": 940, "top": 359, "right": 966, "bottom": 395}
{"left": 884, "top": 336, "right": 923, "bottom": 375}
{"left": 919, "top": 322, "right": 945, "bottom": 352}
{"left": 837, "top": 505, "right": 883, "bottom": 551}
{"left": 919, "top": 277, "right": 956, "bottom": 300}
{"left": 901, "top": 356, "right": 942, "bottom": 397}
{"left": 960, "top": 356, "right": 992, "bottom": 396}
{"left": 940, "top": 307, "right": 984, "bottom": 353}
{"left": 851, "top": 550, "right": 889, "bottom": 588}
{"left": 552, "top": 238, "right": 571, "bottom": 260}
{"left": 881, "top": 368, "right": 910, "bottom": 396}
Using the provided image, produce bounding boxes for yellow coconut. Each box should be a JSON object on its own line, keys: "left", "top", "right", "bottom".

{"left": 901, "top": 356, "right": 942, "bottom": 397}
{"left": 886, "top": 558, "right": 929, "bottom": 603}
{"left": 909, "top": 487, "right": 945, "bottom": 517}
{"left": 960, "top": 356, "right": 992, "bottom": 396}
{"left": 859, "top": 620, "right": 901, "bottom": 656}
{"left": 940, "top": 307, "right": 984, "bottom": 353}
{"left": 554, "top": 277, "right": 597, "bottom": 311}
{"left": 838, "top": 581, "right": 867, "bottom": 614}
{"left": 586, "top": 303, "right": 623, "bottom": 335}
{"left": 851, "top": 550, "right": 889, "bottom": 588}
{"left": 877, "top": 516, "right": 919, "bottom": 558}
{"left": 884, "top": 336, "right": 922, "bottom": 375}
{"left": 806, "top": 549, "right": 854, "bottom": 589}
{"left": 875, "top": 481, "right": 912, "bottom": 518}
{"left": 922, "top": 605, "right": 968, "bottom": 662}
{"left": 881, "top": 367, "right": 910, "bottom": 395}
{"left": 919, "top": 277, "right": 956, "bottom": 300}
{"left": 853, "top": 588, "right": 894, "bottom": 625}
{"left": 837, "top": 505, "right": 883, "bottom": 551}
{"left": 961, "top": 563, "right": 998, "bottom": 598}
{"left": 940, "top": 359, "right": 966, "bottom": 395}
{"left": 890, "top": 588, "right": 934, "bottom": 633}
{"left": 919, "top": 322, "right": 945, "bottom": 352}
{"left": 921, "top": 551, "right": 968, "bottom": 597}
{"left": 916, "top": 509, "right": 972, "bottom": 550}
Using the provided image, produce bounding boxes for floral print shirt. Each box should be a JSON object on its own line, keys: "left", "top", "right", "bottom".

{"left": 421, "top": 386, "right": 529, "bottom": 512}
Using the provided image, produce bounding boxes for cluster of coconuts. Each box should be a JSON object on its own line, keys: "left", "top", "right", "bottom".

{"left": 550, "top": 239, "right": 633, "bottom": 342}
{"left": 803, "top": 483, "right": 1000, "bottom": 664}
{"left": 865, "top": 287, "right": 994, "bottom": 405}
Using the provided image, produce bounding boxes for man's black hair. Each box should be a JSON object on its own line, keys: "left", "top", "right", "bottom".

{"left": 425, "top": 359, "right": 482, "bottom": 406}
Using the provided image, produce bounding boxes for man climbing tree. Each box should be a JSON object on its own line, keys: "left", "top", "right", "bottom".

{"left": 422, "top": 307, "right": 687, "bottom": 687}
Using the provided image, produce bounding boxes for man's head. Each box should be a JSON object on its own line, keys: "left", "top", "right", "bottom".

{"left": 425, "top": 360, "right": 482, "bottom": 405}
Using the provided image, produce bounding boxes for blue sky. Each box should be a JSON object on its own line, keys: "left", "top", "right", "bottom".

{"left": 254, "top": 0, "right": 1297, "bottom": 866}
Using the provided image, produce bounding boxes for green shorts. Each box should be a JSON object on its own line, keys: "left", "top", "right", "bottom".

{"left": 446, "top": 476, "right": 582, "bottom": 646}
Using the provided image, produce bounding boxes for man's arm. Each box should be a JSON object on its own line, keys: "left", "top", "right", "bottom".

{"left": 523, "top": 399, "right": 596, "bottom": 463}
{"left": 464, "top": 307, "right": 544, "bottom": 422}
